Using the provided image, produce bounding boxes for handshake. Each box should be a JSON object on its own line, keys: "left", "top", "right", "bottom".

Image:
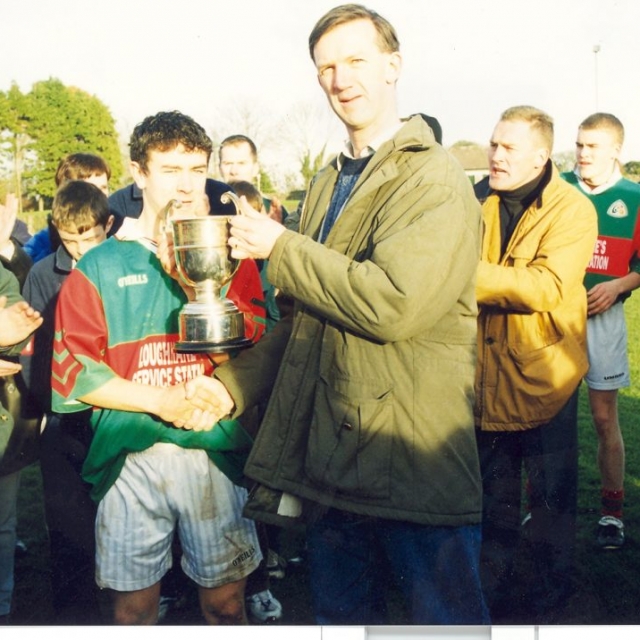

{"left": 158, "top": 375, "right": 235, "bottom": 432}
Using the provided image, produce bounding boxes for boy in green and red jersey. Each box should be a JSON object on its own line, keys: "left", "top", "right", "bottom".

{"left": 52, "top": 111, "right": 266, "bottom": 624}
{"left": 562, "top": 112, "right": 640, "bottom": 549}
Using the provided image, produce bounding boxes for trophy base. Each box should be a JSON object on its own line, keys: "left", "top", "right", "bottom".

{"left": 175, "top": 336, "right": 253, "bottom": 353}
{"left": 176, "top": 302, "right": 250, "bottom": 353}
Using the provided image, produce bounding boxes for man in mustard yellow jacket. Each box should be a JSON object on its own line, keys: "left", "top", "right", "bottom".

{"left": 474, "top": 106, "right": 597, "bottom": 623}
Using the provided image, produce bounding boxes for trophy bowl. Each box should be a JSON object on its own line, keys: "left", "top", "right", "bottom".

{"left": 170, "top": 192, "right": 253, "bottom": 353}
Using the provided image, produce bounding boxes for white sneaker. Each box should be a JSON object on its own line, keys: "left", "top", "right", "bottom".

{"left": 246, "top": 589, "right": 283, "bottom": 623}
{"left": 596, "top": 515, "right": 625, "bottom": 549}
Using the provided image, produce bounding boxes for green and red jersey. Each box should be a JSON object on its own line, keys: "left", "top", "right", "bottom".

{"left": 562, "top": 171, "right": 640, "bottom": 292}
{"left": 52, "top": 236, "right": 266, "bottom": 501}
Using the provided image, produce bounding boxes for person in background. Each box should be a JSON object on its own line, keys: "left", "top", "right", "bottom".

{"left": 562, "top": 113, "right": 640, "bottom": 549}
{"left": 217, "top": 179, "right": 283, "bottom": 623}
{"left": 0, "top": 262, "right": 42, "bottom": 624}
{"left": 23, "top": 153, "right": 112, "bottom": 263}
{"left": 20, "top": 181, "right": 114, "bottom": 623}
{"left": 474, "top": 105, "right": 597, "bottom": 622}
{"left": 213, "top": 4, "right": 489, "bottom": 625}
{"left": 218, "top": 135, "right": 295, "bottom": 229}
{"left": 0, "top": 192, "right": 38, "bottom": 625}
{"left": 0, "top": 194, "right": 32, "bottom": 286}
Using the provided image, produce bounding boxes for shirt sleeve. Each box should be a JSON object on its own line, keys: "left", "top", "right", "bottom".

{"left": 51, "top": 268, "right": 117, "bottom": 413}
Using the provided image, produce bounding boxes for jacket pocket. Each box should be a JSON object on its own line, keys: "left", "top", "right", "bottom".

{"left": 304, "top": 376, "right": 394, "bottom": 499}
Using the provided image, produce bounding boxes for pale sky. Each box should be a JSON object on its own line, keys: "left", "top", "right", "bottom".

{"left": 2, "top": 0, "right": 640, "bottom": 172}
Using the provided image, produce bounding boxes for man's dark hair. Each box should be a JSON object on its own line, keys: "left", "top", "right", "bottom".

{"left": 218, "top": 134, "right": 259, "bottom": 162}
{"left": 55, "top": 153, "right": 111, "bottom": 187}
{"left": 129, "top": 111, "right": 213, "bottom": 172}
{"left": 308, "top": 4, "right": 400, "bottom": 60}
{"left": 51, "top": 180, "right": 111, "bottom": 233}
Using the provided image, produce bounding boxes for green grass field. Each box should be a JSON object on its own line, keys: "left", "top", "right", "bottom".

{"left": 9, "top": 262, "right": 640, "bottom": 626}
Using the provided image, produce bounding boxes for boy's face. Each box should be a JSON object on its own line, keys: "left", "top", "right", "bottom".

{"left": 57, "top": 218, "right": 113, "bottom": 261}
{"left": 131, "top": 144, "right": 209, "bottom": 218}
{"left": 83, "top": 173, "right": 109, "bottom": 195}
{"left": 575, "top": 127, "right": 621, "bottom": 187}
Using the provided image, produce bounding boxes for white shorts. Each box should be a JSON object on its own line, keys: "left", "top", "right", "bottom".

{"left": 585, "top": 302, "right": 630, "bottom": 391}
{"left": 95, "top": 443, "right": 261, "bottom": 591}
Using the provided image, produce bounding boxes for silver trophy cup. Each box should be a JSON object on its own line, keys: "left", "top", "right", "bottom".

{"left": 169, "top": 192, "right": 253, "bottom": 353}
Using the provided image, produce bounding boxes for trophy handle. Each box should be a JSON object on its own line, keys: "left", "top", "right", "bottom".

{"left": 219, "top": 191, "right": 246, "bottom": 285}
{"left": 161, "top": 199, "right": 182, "bottom": 233}
{"left": 220, "top": 190, "right": 243, "bottom": 214}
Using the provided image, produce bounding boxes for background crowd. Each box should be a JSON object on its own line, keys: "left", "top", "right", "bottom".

{"left": 2, "top": 2, "right": 640, "bottom": 628}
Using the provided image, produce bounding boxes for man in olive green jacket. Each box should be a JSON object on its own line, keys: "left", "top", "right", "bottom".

{"left": 0, "top": 263, "right": 42, "bottom": 622}
{"left": 474, "top": 106, "right": 597, "bottom": 623}
{"left": 214, "top": 4, "right": 488, "bottom": 625}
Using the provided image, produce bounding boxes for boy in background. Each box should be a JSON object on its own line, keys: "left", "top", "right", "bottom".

{"left": 562, "top": 113, "right": 640, "bottom": 549}
{"left": 24, "top": 153, "right": 111, "bottom": 263}
{"left": 20, "top": 180, "right": 114, "bottom": 623}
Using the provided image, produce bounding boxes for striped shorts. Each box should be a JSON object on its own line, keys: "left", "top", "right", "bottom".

{"left": 95, "top": 442, "right": 261, "bottom": 591}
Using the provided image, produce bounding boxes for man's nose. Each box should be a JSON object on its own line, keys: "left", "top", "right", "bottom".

{"left": 490, "top": 146, "right": 505, "bottom": 162}
{"left": 177, "top": 171, "right": 194, "bottom": 192}
{"left": 333, "top": 64, "right": 353, "bottom": 90}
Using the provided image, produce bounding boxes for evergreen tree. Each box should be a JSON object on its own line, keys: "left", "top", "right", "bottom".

{"left": 0, "top": 78, "right": 123, "bottom": 206}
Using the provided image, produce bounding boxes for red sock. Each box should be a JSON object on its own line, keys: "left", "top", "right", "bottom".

{"left": 601, "top": 488, "right": 624, "bottom": 520}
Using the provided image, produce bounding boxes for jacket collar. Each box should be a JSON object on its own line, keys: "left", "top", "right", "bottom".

{"left": 302, "top": 115, "right": 438, "bottom": 238}
{"left": 337, "top": 121, "right": 404, "bottom": 169}
{"left": 54, "top": 244, "right": 75, "bottom": 274}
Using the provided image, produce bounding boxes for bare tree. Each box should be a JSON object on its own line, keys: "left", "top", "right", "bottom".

{"left": 207, "top": 98, "right": 340, "bottom": 194}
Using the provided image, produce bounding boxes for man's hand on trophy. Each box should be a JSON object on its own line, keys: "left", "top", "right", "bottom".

{"left": 228, "top": 195, "right": 286, "bottom": 260}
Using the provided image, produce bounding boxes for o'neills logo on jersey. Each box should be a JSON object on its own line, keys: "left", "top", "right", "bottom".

{"left": 118, "top": 274, "right": 149, "bottom": 287}
{"left": 607, "top": 200, "right": 628, "bottom": 218}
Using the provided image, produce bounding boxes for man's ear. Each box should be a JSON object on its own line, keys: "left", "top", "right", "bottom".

{"left": 535, "top": 147, "right": 550, "bottom": 171}
{"left": 385, "top": 50, "right": 402, "bottom": 84}
{"left": 130, "top": 161, "right": 146, "bottom": 189}
{"left": 104, "top": 215, "right": 115, "bottom": 235}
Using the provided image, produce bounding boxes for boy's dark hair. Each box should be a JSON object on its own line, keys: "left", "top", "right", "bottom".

{"left": 227, "top": 180, "right": 264, "bottom": 212}
{"left": 55, "top": 153, "right": 111, "bottom": 187}
{"left": 130, "top": 111, "right": 213, "bottom": 172}
{"left": 51, "top": 181, "right": 111, "bottom": 233}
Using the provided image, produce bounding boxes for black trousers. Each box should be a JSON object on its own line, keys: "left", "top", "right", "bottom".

{"left": 39, "top": 412, "right": 100, "bottom": 623}
{"left": 476, "top": 388, "right": 579, "bottom": 621}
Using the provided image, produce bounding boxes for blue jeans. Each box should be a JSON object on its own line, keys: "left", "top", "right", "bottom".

{"left": 307, "top": 508, "right": 490, "bottom": 625}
